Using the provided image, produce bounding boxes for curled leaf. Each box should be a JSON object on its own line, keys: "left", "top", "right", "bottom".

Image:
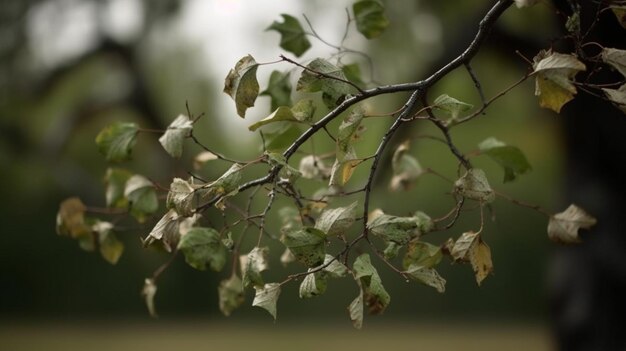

{"left": 390, "top": 140, "right": 423, "bottom": 191}
{"left": 177, "top": 227, "right": 227, "bottom": 271}
{"left": 144, "top": 209, "right": 180, "bottom": 252}
{"left": 218, "top": 275, "right": 245, "bottom": 317}
{"left": 601, "top": 48, "right": 626, "bottom": 77}
{"left": 454, "top": 169, "right": 495, "bottom": 203}
{"left": 314, "top": 201, "right": 358, "bottom": 236}
{"left": 405, "top": 265, "right": 446, "bottom": 293}
{"left": 224, "top": 55, "right": 259, "bottom": 118}
{"left": 142, "top": 278, "right": 158, "bottom": 318}
{"left": 241, "top": 247, "right": 270, "bottom": 288}
{"left": 602, "top": 84, "right": 626, "bottom": 114}
{"left": 353, "top": 254, "right": 390, "bottom": 315}
{"left": 299, "top": 271, "right": 327, "bottom": 298}
{"left": 193, "top": 151, "right": 218, "bottom": 170}
{"left": 348, "top": 289, "right": 364, "bottom": 329}
{"left": 93, "top": 221, "right": 124, "bottom": 265}
{"left": 532, "top": 50, "right": 586, "bottom": 113}
{"left": 450, "top": 231, "right": 494, "bottom": 286}
{"left": 548, "top": 204, "right": 597, "bottom": 244}
{"left": 56, "top": 197, "right": 90, "bottom": 239}
{"left": 125, "top": 175, "right": 158, "bottom": 222}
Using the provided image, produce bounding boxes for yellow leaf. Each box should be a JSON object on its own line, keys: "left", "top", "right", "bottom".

{"left": 469, "top": 240, "right": 493, "bottom": 286}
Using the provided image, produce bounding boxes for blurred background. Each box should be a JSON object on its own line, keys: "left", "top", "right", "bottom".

{"left": 3, "top": 0, "right": 622, "bottom": 350}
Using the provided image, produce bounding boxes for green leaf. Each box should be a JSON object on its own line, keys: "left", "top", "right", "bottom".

{"left": 602, "top": 48, "right": 626, "bottom": 77}
{"left": 478, "top": 137, "right": 532, "bottom": 182}
{"left": 337, "top": 108, "right": 365, "bottom": 153}
{"left": 390, "top": 140, "right": 423, "bottom": 191}
{"left": 321, "top": 254, "right": 349, "bottom": 278}
{"left": 353, "top": 254, "right": 390, "bottom": 314}
{"left": 218, "top": 275, "right": 245, "bottom": 317}
{"left": 104, "top": 168, "right": 131, "bottom": 208}
{"left": 403, "top": 241, "right": 442, "bottom": 270}
{"left": 144, "top": 209, "right": 180, "bottom": 252}
{"left": 602, "top": 84, "right": 626, "bottom": 114}
{"left": 93, "top": 221, "right": 124, "bottom": 265}
{"left": 260, "top": 122, "right": 302, "bottom": 152}
{"left": 353, "top": 0, "right": 389, "bottom": 39}
{"left": 248, "top": 106, "right": 298, "bottom": 132}
{"left": 348, "top": 289, "right": 364, "bottom": 329}
{"left": 266, "top": 14, "right": 311, "bottom": 57}
{"left": 56, "top": 197, "right": 90, "bottom": 239}
{"left": 342, "top": 63, "right": 366, "bottom": 89}
{"left": 367, "top": 212, "right": 433, "bottom": 245}
{"left": 95, "top": 122, "right": 139, "bottom": 162}
{"left": 261, "top": 70, "right": 293, "bottom": 111}
{"left": 296, "top": 58, "right": 355, "bottom": 109}
{"left": 450, "top": 231, "right": 493, "bottom": 286}
{"left": 159, "top": 114, "right": 193, "bottom": 158}
{"left": 124, "top": 175, "right": 158, "bottom": 222}
{"left": 252, "top": 283, "right": 281, "bottom": 320}
{"left": 291, "top": 99, "right": 316, "bottom": 122}
{"left": 281, "top": 227, "right": 326, "bottom": 267}
{"left": 610, "top": 5, "right": 626, "bottom": 29}
{"left": 200, "top": 163, "right": 244, "bottom": 203}
{"left": 383, "top": 242, "right": 402, "bottom": 260}
{"left": 299, "top": 271, "right": 327, "bottom": 298}
{"left": 177, "top": 227, "right": 227, "bottom": 271}
{"left": 141, "top": 278, "right": 158, "bottom": 318}
{"left": 314, "top": 201, "right": 358, "bottom": 236}
{"left": 532, "top": 50, "right": 586, "bottom": 113}
{"left": 241, "top": 247, "right": 270, "bottom": 288}
{"left": 454, "top": 169, "right": 495, "bottom": 203}
{"left": 548, "top": 204, "right": 597, "bottom": 244}
{"left": 433, "top": 94, "right": 473, "bottom": 119}
{"left": 224, "top": 55, "right": 260, "bottom": 118}
{"left": 266, "top": 152, "right": 301, "bottom": 181}
{"left": 405, "top": 265, "right": 446, "bottom": 293}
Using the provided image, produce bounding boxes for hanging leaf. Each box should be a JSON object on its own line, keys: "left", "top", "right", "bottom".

{"left": 314, "top": 201, "right": 358, "bottom": 236}
{"left": 248, "top": 106, "right": 298, "bottom": 132}
{"left": 609, "top": 4, "right": 626, "bottom": 28}
{"left": 166, "top": 178, "right": 196, "bottom": 217}
{"left": 142, "top": 278, "right": 158, "bottom": 318}
{"left": 267, "top": 14, "right": 311, "bottom": 57}
{"left": 200, "top": 163, "right": 244, "bottom": 203}
{"left": 478, "top": 137, "right": 532, "bottom": 182}
{"left": 241, "top": 246, "right": 270, "bottom": 288}
{"left": 321, "top": 254, "right": 349, "bottom": 278}
{"left": 405, "top": 265, "right": 446, "bottom": 293}
{"left": 342, "top": 63, "right": 366, "bottom": 89}
{"left": 367, "top": 212, "right": 433, "bottom": 245}
{"left": 124, "top": 175, "right": 158, "bottom": 222}
{"left": 218, "top": 275, "right": 245, "bottom": 317}
{"left": 56, "top": 197, "right": 90, "bottom": 239}
{"left": 252, "top": 283, "right": 281, "bottom": 320}
{"left": 95, "top": 122, "right": 139, "bottom": 162}
{"left": 179, "top": 214, "right": 202, "bottom": 236}
{"left": 348, "top": 289, "right": 364, "bottom": 329}
{"left": 548, "top": 204, "right": 597, "bottom": 244}
{"left": 224, "top": 55, "right": 260, "bottom": 118}
{"left": 104, "top": 168, "right": 131, "bottom": 208}
{"left": 291, "top": 99, "right": 316, "bottom": 122}
{"left": 390, "top": 140, "right": 423, "bottom": 191}
{"left": 450, "top": 231, "right": 494, "bottom": 286}
{"left": 433, "top": 94, "right": 473, "bottom": 119}
{"left": 193, "top": 151, "right": 218, "bottom": 170}
{"left": 602, "top": 84, "right": 626, "bottom": 113}
{"left": 296, "top": 58, "right": 355, "bottom": 109}
{"left": 353, "top": 0, "right": 389, "bottom": 39}
{"left": 353, "top": 254, "right": 390, "bottom": 314}
{"left": 601, "top": 48, "right": 626, "bottom": 77}
{"left": 93, "top": 221, "right": 124, "bottom": 265}
{"left": 259, "top": 122, "right": 302, "bottom": 152}
{"left": 299, "top": 155, "right": 331, "bottom": 180}
{"left": 454, "top": 169, "right": 495, "bottom": 203}
{"left": 261, "top": 70, "right": 293, "bottom": 111}
{"left": 383, "top": 242, "right": 402, "bottom": 259}
{"left": 532, "top": 50, "right": 586, "bottom": 113}
{"left": 299, "top": 271, "right": 328, "bottom": 298}
{"left": 177, "top": 227, "right": 227, "bottom": 271}
{"left": 144, "top": 209, "right": 180, "bottom": 252}
{"left": 337, "top": 108, "right": 365, "bottom": 153}
{"left": 403, "top": 241, "right": 443, "bottom": 270}
{"left": 281, "top": 227, "right": 326, "bottom": 267}
{"left": 280, "top": 248, "right": 296, "bottom": 266}
{"left": 159, "top": 114, "right": 193, "bottom": 158}
{"left": 329, "top": 146, "right": 361, "bottom": 187}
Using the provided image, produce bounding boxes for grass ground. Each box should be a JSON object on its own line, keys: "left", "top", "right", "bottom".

{"left": 0, "top": 321, "right": 554, "bottom": 351}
